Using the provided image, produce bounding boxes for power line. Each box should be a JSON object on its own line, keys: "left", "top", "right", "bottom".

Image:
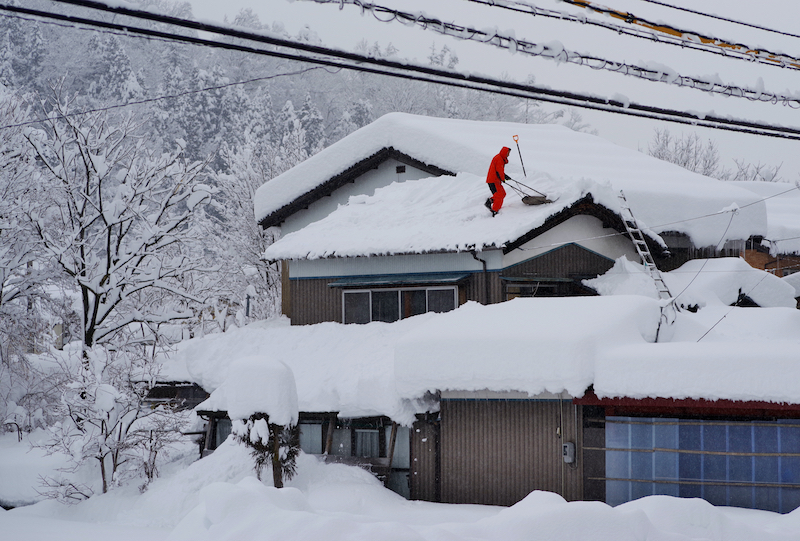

{"left": 635, "top": 0, "right": 800, "bottom": 41}
{"left": 309, "top": 0, "right": 800, "bottom": 108}
{"left": 16, "top": 0, "right": 800, "bottom": 142}
{"left": 466, "top": 0, "right": 800, "bottom": 72}
{"left": 0, "top": 66, "right": 332, "bottom": 130}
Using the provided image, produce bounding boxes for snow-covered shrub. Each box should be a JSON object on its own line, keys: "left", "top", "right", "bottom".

{"left": 233, "top": 413, "right": 300, "bottom": 488}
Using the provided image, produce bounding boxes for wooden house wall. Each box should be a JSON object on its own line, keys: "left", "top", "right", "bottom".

{"left": 502, "top": 243, "right": 615, "bottom": 283}
{"left": 289, "top": 273, "right": 506, "bottom": 325}
{"left": 410, "top": 416, "right": 440, "bottom": 502}
{"left": 461, "top": 271, "right": 503, "bottom": 305}
{"left": 289, "top": 278, "right": 342, "bottom": 325}
{"left": 434, "top": 400, "right": 583, "bottom": 506}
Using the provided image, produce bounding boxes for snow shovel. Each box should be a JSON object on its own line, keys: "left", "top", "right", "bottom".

{"left": 511, "top": 135, "right": 554, "bottom": 205}
{"left": 503, "top": 177, "right": 551, "bottom": 205}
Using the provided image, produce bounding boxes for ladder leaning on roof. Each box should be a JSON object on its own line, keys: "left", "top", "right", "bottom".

{"left": 618, "top": 190, "right": 677, "bottom": 341}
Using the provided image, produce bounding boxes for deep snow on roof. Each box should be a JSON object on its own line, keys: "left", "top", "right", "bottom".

{"left": 265, "top": 173, "right": 596, "bottom": 260}
{"left": 164, "top": 293, "right": 800, "bottom": 425}
{"left": 731, "top": 181, "right": 800, "bottom": 255}
{"left": 258, "top": 113, "right": 766, "bottom": 259}
{"left": 585, "top": 256, "right": 797, "bottom": 308}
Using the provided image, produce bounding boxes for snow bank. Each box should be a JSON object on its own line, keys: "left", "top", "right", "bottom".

{"left": 6, "top": 431, "right": 800, "bottom": 540}
{"left": 257, "top": 113, "right": 766, "bottom": 255}
{"left": 586, "top": 256, "right": 797, "bottom": 308}
{"left": 197, "top": 357, "right": 298, "bottom": 424}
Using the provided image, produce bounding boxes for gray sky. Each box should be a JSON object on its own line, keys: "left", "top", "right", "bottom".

{"left": 184, "top": 0, "right": 800, "bottom": 180}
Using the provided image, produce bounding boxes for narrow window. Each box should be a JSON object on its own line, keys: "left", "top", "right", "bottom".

{"left": 299, "top": 423, "right": 323, "bottom": 454}
{"left": 344, "top": 291, "right": 370, "bottom": 324}
{"left": 427, "top": 288, "right": 456, "bottom": 313}
{"left": 355, "top": 429, "right": 380, "bottom": 457}
{"left": 396, "top": 165, "right": 406, "bottom": 174}
{"left": 372, "top": 290, "right": 400, "bottom": 322}
{"left": 401, "top": 290, "right": 427, "bottom": 319}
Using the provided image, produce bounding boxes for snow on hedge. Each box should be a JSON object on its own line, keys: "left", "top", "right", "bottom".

{"left": 257, "top": 113, "right": 767, "bottom": 257}
{"left": 197, "top": 357, "right": 299, "bottom": 425}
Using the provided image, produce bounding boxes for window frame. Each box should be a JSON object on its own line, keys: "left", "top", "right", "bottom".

{"left": 342, "top": 286, "right": 458, "bottom": 324}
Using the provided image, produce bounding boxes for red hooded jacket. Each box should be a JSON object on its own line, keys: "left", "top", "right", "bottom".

{"left": 486, "top": 146, "right": 510, "bottom": 185}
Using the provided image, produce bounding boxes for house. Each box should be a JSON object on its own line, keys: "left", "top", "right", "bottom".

{"left": 178, "top": 113, "right": 800, "bottom": 513}
{"left": 730, "top": 181, "right": 800, "bottom": 278}
{"left": 256, "top": 113, "right": 767, "bottom": 325}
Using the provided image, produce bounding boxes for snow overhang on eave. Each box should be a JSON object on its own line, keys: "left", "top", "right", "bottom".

{"left": 502, "top": 193, "right": 657, "bottom": 255}
{"left": 258, "top": 147, "right": 455, "bottom": 230}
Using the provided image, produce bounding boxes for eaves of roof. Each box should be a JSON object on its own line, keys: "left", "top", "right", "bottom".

{"left": 503, "top": 193, "right": 660, "bottom": 255}
{"left": 258, "top": 147, "right": 455, "bottom": 229}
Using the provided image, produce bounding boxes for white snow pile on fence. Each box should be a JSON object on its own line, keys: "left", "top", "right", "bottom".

{"left": 256, "top": 112, "right": 766, "bottom": 251}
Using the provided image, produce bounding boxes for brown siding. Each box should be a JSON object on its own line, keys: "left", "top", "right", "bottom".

{"left": 439, "top": 400, "right": 582, "bottom": 506}
{"left": 289, "top": 278, "right": 341, "bottom": 325}
{"left": 503, "top": 243, "right": 614, "bottom": 282}
{"left": 410, "top": 416, "right": 440, "bottom": 501}
{"left": 462, "top": 272, "right": 503, "bottom": 305}
{"left": 744, "top": 249, "right": 800, "bottom": 278}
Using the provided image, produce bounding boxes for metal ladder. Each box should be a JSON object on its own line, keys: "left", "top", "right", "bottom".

{"left": 618, "top": 190, "right": 672, "bottom": 301}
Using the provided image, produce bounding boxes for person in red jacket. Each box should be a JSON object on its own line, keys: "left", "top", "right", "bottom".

{"left": 484, "top": 146, "right": 511, "bottom": 216}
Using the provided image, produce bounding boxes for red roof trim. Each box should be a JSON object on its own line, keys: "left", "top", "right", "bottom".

{"left": 575, "top": 390, "right": 800, "bottom": 418}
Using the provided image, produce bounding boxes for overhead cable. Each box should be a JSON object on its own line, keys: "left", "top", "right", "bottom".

{"left": 11, "top": 1, "right": 800, "bottom": 141}
{"left": 0, "top": 66, "right": 331, "bottom": 131}
{"left": 465, "top": 0, "right": 800, "bottom": 72}
{"left": 303, "top": 0, "right": 800, "bottom": 108}
{"left": 558, "top": 0, "right": 800, "bottom": 70}
{"left": 636, "top": 0, "right": 800, "bottom": 41}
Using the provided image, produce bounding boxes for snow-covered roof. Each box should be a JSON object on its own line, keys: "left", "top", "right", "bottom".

{"left": 585, "top": 256, "right": 797, "bottom": 308}
{"left": 163, "top": 291, "right": 800, "bottom": 425}
{"left": 784, "top": 272, "right": 800, "bottom": 298}
{"left": 730, "top": 181, "right": 800, "bottom": 255}
{"left": 264, "top": 174, "right": 616, "bottom": 260}
{"left": 258, "top": 113, "right": 766, "bottom": 259}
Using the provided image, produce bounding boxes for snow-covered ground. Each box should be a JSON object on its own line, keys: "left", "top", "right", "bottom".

{"left": 5, "top": 433, "right": 800, "bottom": 541}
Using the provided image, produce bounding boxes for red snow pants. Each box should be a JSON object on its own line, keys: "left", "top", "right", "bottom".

{"left": 488, "top": 181, "right": 506, "bottom": 212}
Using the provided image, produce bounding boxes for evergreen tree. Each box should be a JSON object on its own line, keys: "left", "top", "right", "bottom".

{"left": 233, "top": 413, "right": 300, "bottom": 487}
{"left": 0, "top": 5, "right": 46, "bottom": 89}
{"left": 299, "top": 93, "right": 325, "bottom": 156}
{"left": 86, "top": 35, "right": 145, "bottom": 104}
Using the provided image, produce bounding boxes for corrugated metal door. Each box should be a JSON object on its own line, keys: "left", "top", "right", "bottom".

{"left": 439, "top": 400, "right": 582, "bottom": 506}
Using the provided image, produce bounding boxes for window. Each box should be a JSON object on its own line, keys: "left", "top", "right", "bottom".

{"left": 601, "top": 416, "right": 800, "bottom": 513}
{"left": 343, "top": 287, "right": 457, "bottom": 324}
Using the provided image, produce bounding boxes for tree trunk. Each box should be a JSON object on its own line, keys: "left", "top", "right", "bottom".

{"left": 270, "top": 423, "right": 283, "bottom": 489}
{"left": 99, "top": 455, "right": 108, "bottom": 493}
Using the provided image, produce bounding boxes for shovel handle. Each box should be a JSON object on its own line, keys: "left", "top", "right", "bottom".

{"left": 512, "top": 134, "right": 519, "bottom": 143}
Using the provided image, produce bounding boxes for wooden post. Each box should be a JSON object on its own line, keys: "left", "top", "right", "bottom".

{"left": 324, "top": 415, "right": 335, "bottom": 455}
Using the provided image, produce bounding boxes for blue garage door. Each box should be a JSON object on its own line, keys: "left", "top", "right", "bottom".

{"left": 604, "top": 416, "right": 800, "bottom": 513}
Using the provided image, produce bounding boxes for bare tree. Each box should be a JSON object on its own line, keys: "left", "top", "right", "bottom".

{"left": 23, "top": 82, "right": 214, "bottom": 495}
{"left": 647, "top": 129, "right": 724, "bottom": 178}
